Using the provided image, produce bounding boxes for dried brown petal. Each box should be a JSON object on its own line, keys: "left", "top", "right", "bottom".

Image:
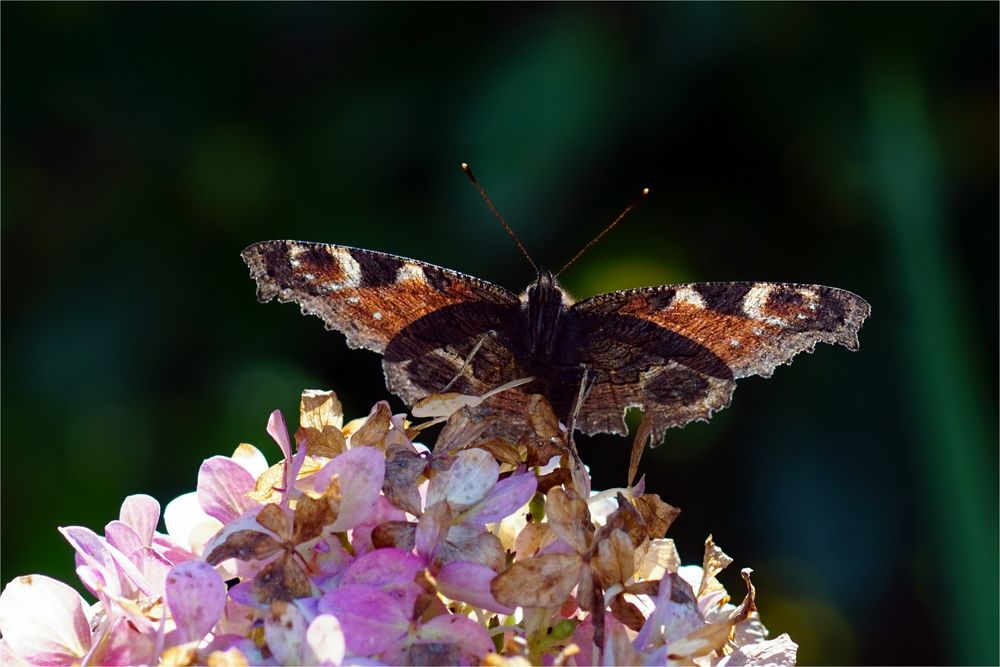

{"left": 351, "top": 402, "right": 392, "bottom": 449}
{"left": 253, "top": 554, "right": 313, "bottom": 603}
{"left": 610, "top": 593, "right": 645, "bottom": 632}
{"left": 535, "top": 467, "right": 571, "bottom": 494}
{"left": 545, "top": 488, "right": 593, "bottom": 554}
{"left": 291, "top": 486, "right": 338, "bottom": 544}
{"left": 371, "top": 521, "right": 416, "bottom": 551}
{"left": 700, "top": 535, "right": 734, "bottom": 598}
{"left": 627, "top": 410, "right": 655, "bottom": 488}
{"left": 248, "top": 463, "right": 286, "bottom": 504}
{"left": 527, "top": 394, "right": 560, "bottom": 438}
{"left": 491, "top": 553, "right": 585, "bottom": 608}
{"left": 383, "top": 446, "right": 427, "bottom": 516}
{"left": 256, "top": 503, "right": 292, "bottom": 538}
{"left": 633, "top": 494, "right": 681, "bottom": 539}
{"left": 434, "top": 408, "right": 494, "bottom": 455}
{"left": 471, "top": 438, "right": 522, "bottom": 466}
{"left": 439, "top": 530, "right": 506, "bottom": 572}
{"left": 625, "top": 580, "right": 660, "bottom": 596}
{"left": 513, "top": 522, "right": 548, "bottom": 560}
{"left": 296, "top": 390, "right": 347, "bottom": 458}
{"left": 729, "top": 568, "right": 757, "bottom": 625}
{"left": 524, "top": 436, "right": 564, "bottom": 468}
{"left": 592, "top": 529, "right": 634, "bottom": 588}
{"left": 204, "top": 529, "right": 282, "bottom": 565}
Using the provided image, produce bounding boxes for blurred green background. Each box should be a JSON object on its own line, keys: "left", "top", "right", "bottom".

{"left": 3, "top": 4, "right": 996, "bottom": 664}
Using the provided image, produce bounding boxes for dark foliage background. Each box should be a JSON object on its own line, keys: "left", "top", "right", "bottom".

{"left": 3, "top": 4, "right": 997, "bottom": 665}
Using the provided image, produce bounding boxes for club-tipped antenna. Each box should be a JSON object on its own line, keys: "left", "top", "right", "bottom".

{"left": 462, "top": 163, "right": 538, "bottom": 273}
{"left": 555, "top": 187, "right": 650, "bottom": 277}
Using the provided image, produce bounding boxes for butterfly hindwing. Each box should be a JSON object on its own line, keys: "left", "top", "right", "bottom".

{"left": 570, "top": 281, "right": 870, "bottom": 440}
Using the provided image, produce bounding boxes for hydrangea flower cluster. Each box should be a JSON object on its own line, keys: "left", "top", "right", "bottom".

{"left": 0, "top": 387, "right": 797, "bottom": 666}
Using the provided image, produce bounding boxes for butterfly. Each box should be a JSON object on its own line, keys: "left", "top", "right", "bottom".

{"left": 241, "top": 239, "right": 870, "bottom": 444}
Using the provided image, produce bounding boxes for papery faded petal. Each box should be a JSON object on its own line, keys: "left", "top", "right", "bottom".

{"left": 318, "top": 584, "right": 408, "bottom": 655}
{"left": 411, "top": 392, "right": 482, "bottom": 418}
{"left": 164, "top": 492, "right": 224, "bottom": 557}
{"left": 202, "top": 509, "right": 281, "bottom": 566}
{"left": 491, "top": 552, "right": 585, "bottom": 608}
{"left": 165, "top": 560, "right": 227, "bottom": 644}
{"left": 718, "top": 633, "right": 798, "bottom": 666}
{"left": 436, "top": 561, "right": 514, "bottom": 614}
{"left": 312, "top": 446, "right": 386, "bottom": 532}
{"left": 637, "top": 538, "right": 681, "bottom": 581}
{"left": 305, "top": 614, "right": 346, "bottom": 666}
{"left": 60, "top": 526, "right": 150, "bottom": 597}
{"left": 412, "top": 614, "right": 495, "bottom": 663}
{"left": 545, "top": 487, "right": 593, "bottom": 554}
{"left": 264, "top": 600, "right": 309, "bottom": 665}
{"left": 131, "top": 546, "right": 173, "bottom": 595}
{"left": 458, "top": 471, "right": 537, "bottom": 527}
{"left": 439, "top": 527, "right": 505, "bottom": 572}
{"left": 0, "top": 575, "right": 92, "bottom": 665}
{"left": 427, "top": 448, "right": 498, "bottom": 509}
{"left": 198, "top": 456, "right": 258, "bottom": 524}
{"left": 119, "top": 494, "right": 160, "bottom": 547}
{"left": 231, "top": 442, "right": 270, "bottom": 478}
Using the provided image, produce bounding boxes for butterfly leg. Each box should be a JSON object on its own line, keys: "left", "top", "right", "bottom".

{"left": 442, "top": 330, "right": 497, "bottom": 392}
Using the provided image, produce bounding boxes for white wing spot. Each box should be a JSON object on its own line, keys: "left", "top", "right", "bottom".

{"left": 396, "top": 263, "right": 427, "bottom": 283}
{"left": 372, "top": 311, "right": 382, "bottom": 321}
{"left": 330, "top": 248, "right": 362, "bottom": 288}
{"left": 347, "top": 296, "right": 361, "bottom": 304}
{"left": 730, "top": 338, "right": 741, "bottom": 347}
{"left": 674, "top": 287, "right": 706, "bottom": 308}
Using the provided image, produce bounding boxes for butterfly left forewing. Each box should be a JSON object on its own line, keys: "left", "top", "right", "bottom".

{"left": 570, "top": 281, "right": 870, "bottom": 441}
{"left": 242, "top": 240, "right": 519, "bottom": 354}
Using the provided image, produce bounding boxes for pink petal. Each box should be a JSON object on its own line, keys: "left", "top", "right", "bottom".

{"left": 313, "top": 447, "right": 385, "bottom": 532}
{"left": 60, "top": 526, "right": 149, "bottom": 597}
{"left": 459, "top": 471, "right": 537, "bottom": 526}
{"left": 131, "top": 547, "right": 173, "bottom": 596}
{"left": 164, "top": 561, "right": 227, "bottom": 644}
{"left": 0, "top": 575, "right": 92, "bottom": 665}
{"left": 163, "top": 492, "right": 223, "bottom": 557}
{"left": 426, "top": 449, "right": 498, "bottom": 509}
{"left": 306, "top": 615, "right": 346, "bottom": 666}
{"left": 350, "top": 496, "right": 407, "bottom": 556}
{"left": 436, "top": 561, "right": 513, "bottom": 614}
{"left": 267, "top": 409, "right": 292, "bottom": 462}
{"left": 103, "top": 521, "right": 142, "bottom": 561}
{"left": 341, "top": 548, "right": 424, "bottom": 616}
{"left": 88, "top": 616, "right": 156, "bottom": 666}
{"left": 119, "top": 494, "right": 160, "bottom": 546}
{"left": 414, "top": 614, "right": 494, "bottom": 662}
{"left": 318, "top": 584, "right": 408, "bottom": 655}
{"left": 198, "top": 455, "right": 258, "bottom": 524}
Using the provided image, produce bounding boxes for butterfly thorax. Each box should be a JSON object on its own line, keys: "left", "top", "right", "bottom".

{"left": 523, "top": 270, "right": 573, "bottom": 360}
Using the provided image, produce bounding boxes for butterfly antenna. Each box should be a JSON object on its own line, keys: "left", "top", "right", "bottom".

{"left": 555, "top": 187, "right": 650, "bottom": 277}
{"left": 462, "top": 163, "right": 539, "bottom": 273}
